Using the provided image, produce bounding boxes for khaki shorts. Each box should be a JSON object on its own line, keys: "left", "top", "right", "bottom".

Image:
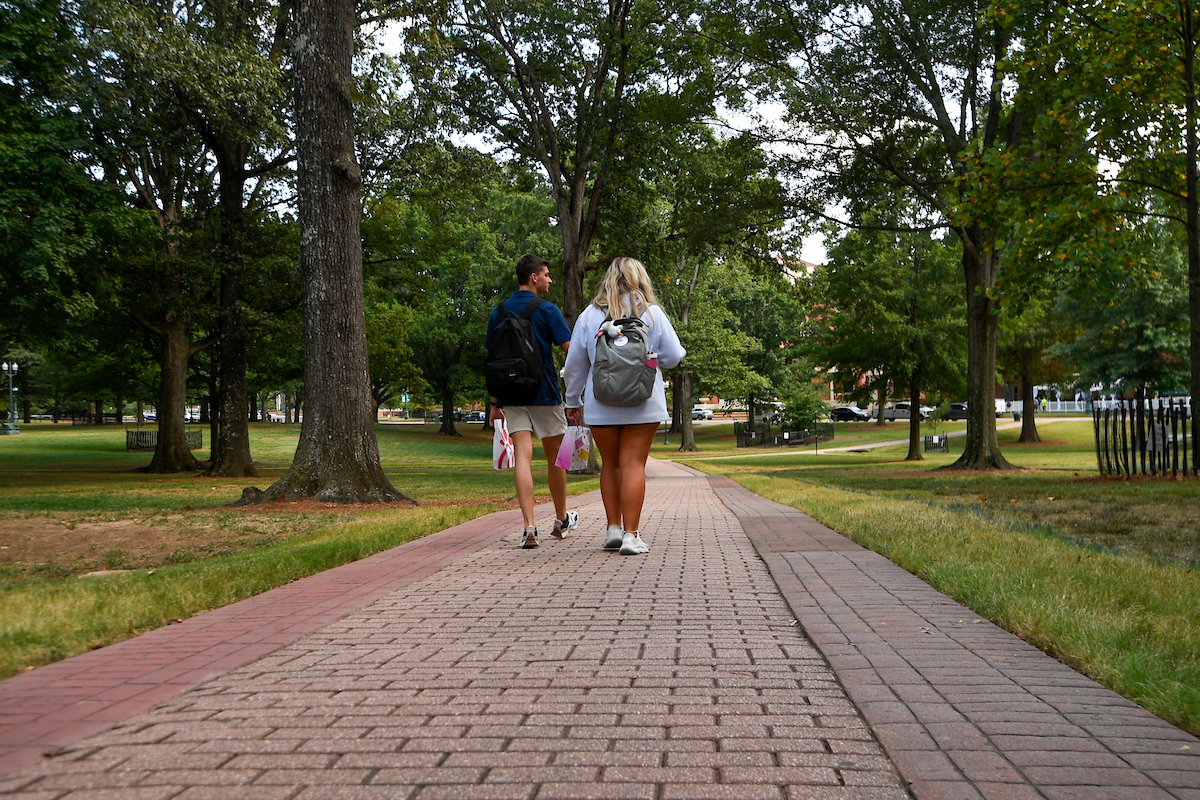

{"left": 503, "top": 404, "right": 568, "bottom": 440}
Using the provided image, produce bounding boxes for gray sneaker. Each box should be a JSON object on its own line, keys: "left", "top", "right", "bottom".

{"left": 520, "top": 527, "right": 540, "bottom": 549}
{"left": 603, "top": 524, "right": 624, "bottom": 551}
{"left": 552, "top": 511, "right": 579, "bottom": 539}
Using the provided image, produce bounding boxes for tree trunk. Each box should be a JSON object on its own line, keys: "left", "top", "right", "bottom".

{"left": 94, "top": 399, "right": 102, "bottom": 425}
{"left": 439, "top": 386, "right": 459, "bottom": 436}
{"left": 1019, "top": 371, "right": 1041, "bottom": 443}
{"left": 136, "top": 400, "right": 144, "bottom": 426}
{"left": 558, "top": 209, "right": 593, "bottom": 322}
{"left": 951, "top": 242, "right": 1013, "bottom": 469}
{"left": 1185, "top": 5, "right": 1200, "bottom": 475}
{"left": 207, "top": 368, "right": 219, "bottom": 463}
{"left": 875, "top": 380, "right": 887, "bottom": 426}
{"left": 678, "top": 367, "right": 697, "bottom": 452}
{"left": 206, "top": 152, "right": 257, "bottom": 478}
{"left": 251, "top": 0, "right": 409, "bottom": 503}
{"left": 905, "top": 367, "right": 923, "bottom": 461}
{"left": 114, "top": 396, "right": 124, "bottom": 425}
{"left": 145, "top": 321, "right": 202, "bottom": 472}
{"left": 667, "top": 380, "right": 678, "bottom": 434}
{"left": 21, "top": 371, "right": 30, "bottom": 424}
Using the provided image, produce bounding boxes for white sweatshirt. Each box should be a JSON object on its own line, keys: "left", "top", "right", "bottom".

{"left": 562, "top": 303, "right": 687, "bottom": 426}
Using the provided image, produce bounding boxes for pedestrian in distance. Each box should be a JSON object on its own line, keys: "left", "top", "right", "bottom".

{"left": 486, "top": 255, "right": 580, "bottom": 549}
{"left": 562, "top": 257, "right": 686, "bottom": 555}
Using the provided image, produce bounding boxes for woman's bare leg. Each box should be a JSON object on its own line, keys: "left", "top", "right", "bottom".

{"left": 590, "top": 426, "right": 623, "bottom": 527}
{"left": 613, "top": 423, "right": 658, "bottom": 531}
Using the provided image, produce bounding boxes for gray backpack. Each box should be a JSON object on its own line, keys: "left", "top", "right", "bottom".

{"left": 592, "top": 316, "right": 657, "bottom": 407}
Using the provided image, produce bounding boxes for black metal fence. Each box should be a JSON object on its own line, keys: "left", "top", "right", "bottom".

{"left": 72, "top": 412, "right": 122, "bottom": 425}
{"left": 126, "top": 429, "right": 204, "bottom": 451}
{"left": 734, "top": 422, "right": 835, "bottom": 448}
{"left": 1093, "top": 397, "right": 1194, "bottom": 477}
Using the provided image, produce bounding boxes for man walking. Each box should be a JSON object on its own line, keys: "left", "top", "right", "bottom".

{"left": 486, "top": 255, "right": 579, "bottom": 549}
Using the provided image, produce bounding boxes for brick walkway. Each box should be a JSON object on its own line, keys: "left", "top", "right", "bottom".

{"left": 0, "top": 461, "right": 1197, "bottom": 799}
{"left": 709, "top": 474, "right": 1200, "bottom": 800}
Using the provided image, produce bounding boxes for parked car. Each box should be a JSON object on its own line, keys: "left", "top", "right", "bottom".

{"left": 753, "top": 402, "right": 784, "bottom": 424}
{"left": 691, "top": 406, "right": 714, "bottom": 420}
{"left": 995, "top": 398, "right": 1008, "bottom": 417}
{"left": 885, "top": 401, "right": 933, "bottom": 421}
{"left": 464, "top": 410, "right": 486, "bottom": 422}
{"left": 944, "top": 402, "right": 969, "bottom": 421}
{"left": 830, "top": 406, "right": 871, "bottom": 422}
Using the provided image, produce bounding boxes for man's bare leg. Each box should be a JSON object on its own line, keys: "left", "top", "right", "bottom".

{"left": 511, "top": 430, "right": 536, "bottom": 529}
{"left": 541, "top": 433, "right": 567, "bottom": 520}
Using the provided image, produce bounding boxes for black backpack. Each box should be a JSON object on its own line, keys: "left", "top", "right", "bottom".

{"left": 485, "top": 296, "right": 544, "bottom": 406}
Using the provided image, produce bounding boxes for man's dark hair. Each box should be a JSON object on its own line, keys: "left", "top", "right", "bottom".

{"left": 516, "top": 254, "right": 548, "bottom": 286}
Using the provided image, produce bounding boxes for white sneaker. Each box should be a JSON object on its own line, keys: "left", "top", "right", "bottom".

{"left": 552, "top": 511, "right": 579, "bottom": 539}
{"left": 520, "top": 527, "right": 540, "bottom": 549}
{"left": 603, "top": 524, "right": 624, "bottom": 550}
{"left": 619, "top": 531, "right": 649, "bottom": 555}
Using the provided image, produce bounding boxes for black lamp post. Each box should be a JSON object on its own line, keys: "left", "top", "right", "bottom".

{"left": 1, "top": 361, "right": 18, "bottom": 434}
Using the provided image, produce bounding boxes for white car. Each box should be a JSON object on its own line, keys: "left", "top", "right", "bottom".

{"left": 691, "top": 406, "right": 713, "bottom": 420}
{"left": 885, "top": 402, "right": 933, "bottom": 421}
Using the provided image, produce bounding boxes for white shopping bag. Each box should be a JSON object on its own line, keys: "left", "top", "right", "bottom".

{"left": 565, "top": 425, "right": 592, "bottom": 472}
{"left": 555, "top": 425, "right": 582, "bottom": 469}
{"left": 492, "top": 419, "right": 514, "bottom": 470}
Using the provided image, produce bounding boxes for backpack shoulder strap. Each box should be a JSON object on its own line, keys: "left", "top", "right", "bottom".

{"left": 519, "top": 295, "right": 543, "bottom": 320}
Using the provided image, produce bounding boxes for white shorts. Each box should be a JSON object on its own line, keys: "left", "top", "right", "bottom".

{"left": 504, "top": 404, "right": 568, "bottom": 440}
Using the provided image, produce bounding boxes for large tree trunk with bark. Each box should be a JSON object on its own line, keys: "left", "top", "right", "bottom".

{"left": 905, "top": 367, "right": 923, "bottom": 461}
{"left": 206, "top": 365, "right": 219, "bottom": 463}
{"left": 145, "top": 320, "right": 203, "bottom": 472}
{"left": 1018, "top": 371, "right": 1041, "bottom": 443}
{"left": 439, "top": 386, "right": 460, "bottom": 436}
{"left": 1185, "top": 10, "right": 1200, "bottom": 474}
{"left": 207, "top": 148, "right": 257, "bottom": 477}
{"left": 557, "top": 198, "right": 595, "bottom": 322}
{"left": 677, "top": 367, "right": 696, "bottom": 452}
{"left": 20, "top": 372, "right": 30, "bottom": 424}
{"left": 951, "top": 239, "right": 1014, "bottom": 469}
{"left": 249, "top": 0, "right": 409, "bottom": 503}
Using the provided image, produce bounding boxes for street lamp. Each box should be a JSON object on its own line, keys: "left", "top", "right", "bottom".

{"left": 1, "top": 361, "right": 18, "bottom": 434}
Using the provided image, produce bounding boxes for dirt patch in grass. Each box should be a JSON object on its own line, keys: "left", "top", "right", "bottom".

{"left": 224, "top": 496, "right": 519, "bottom": 515}
{"left": 0, "top": 516, "right": 211, "bottom": 573}
{"left": 0, "top": 494, "right": 520, "bottom": 582}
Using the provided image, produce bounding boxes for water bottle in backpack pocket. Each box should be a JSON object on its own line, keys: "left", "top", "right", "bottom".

{"left": 592, "top": 317, "right": 656, "bottom": 407}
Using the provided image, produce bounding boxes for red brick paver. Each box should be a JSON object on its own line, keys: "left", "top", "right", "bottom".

{"left": 0, "top": 462, "right": 906, "bottom": 798}
{"left": 710, "top": 474, "right": 1200, "bottom": 800}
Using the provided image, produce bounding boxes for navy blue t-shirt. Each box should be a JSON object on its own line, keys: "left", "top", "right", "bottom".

{"left": 486, "top": 290, "right": 572, "bottom": 406}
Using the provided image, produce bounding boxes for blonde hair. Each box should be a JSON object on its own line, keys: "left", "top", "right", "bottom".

{"left": 591, "top": 257, "right": 659, "bottom": 319}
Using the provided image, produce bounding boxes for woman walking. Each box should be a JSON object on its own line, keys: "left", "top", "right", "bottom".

{"left": 562, "top": 257, "right": 686, "bottom": 555}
